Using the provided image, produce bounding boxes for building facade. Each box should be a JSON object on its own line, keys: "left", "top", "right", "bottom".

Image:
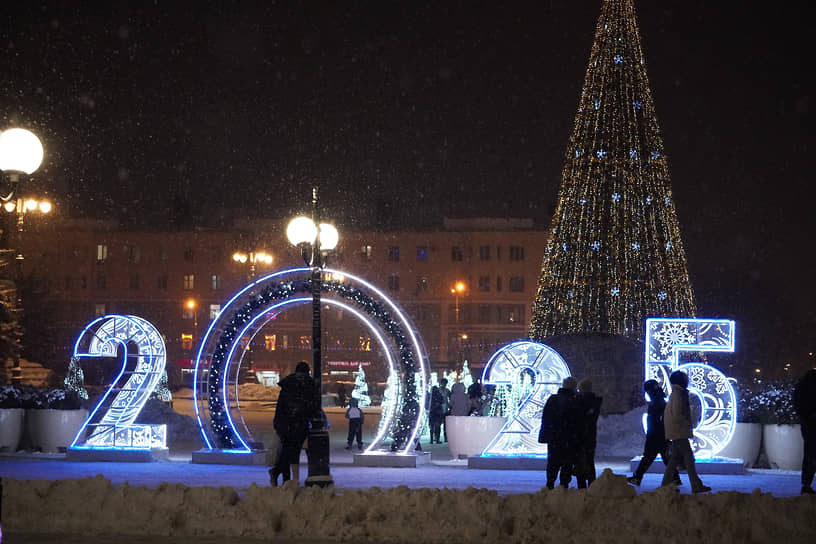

{"left": 13, "top": 217, "right": 548, "bottom": 393}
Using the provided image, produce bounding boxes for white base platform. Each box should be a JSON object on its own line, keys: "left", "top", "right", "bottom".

{"left": 629, "top": 456, "right": 745, "bottom": 475}
{"left": 467, "top": 455, "right": 548, "bottom": 470}
{"left": 353, "top": 451, "right": 432, "bottom": 468}
{"left": 191, "top": 449, "right": 268, "bottom": 465}
{"left": 66, "top": 447, "right": 169, "bottom": 463}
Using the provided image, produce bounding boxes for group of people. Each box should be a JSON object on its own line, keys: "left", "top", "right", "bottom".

{"left": 428, "top": 379, "right": 485, "bottom": 444}
{"left": 538, "top": 377, "right": 603, "bottom": 489}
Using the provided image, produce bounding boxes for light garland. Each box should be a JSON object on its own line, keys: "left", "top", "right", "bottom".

{"left": 193, "top": 267, "right": 429, "bottom": 454}
{"left": 530, "top": 0, "right": 697, "bottom": 343}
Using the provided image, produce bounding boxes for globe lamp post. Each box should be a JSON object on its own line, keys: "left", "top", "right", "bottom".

{"left": 286, "top": 187, "right": 338, "bottom": 488}
{"left": 232, "top": 250, "right": 273, "bottom": 280}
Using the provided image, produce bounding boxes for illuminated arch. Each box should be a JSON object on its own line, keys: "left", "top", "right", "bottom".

{"left": 70, "top": 314, "right": 167, "bottom": 450}
{"left": 480, "top": 341, "right": 571, "bottom": 456}
{"left": 193, "top": 267, "right": 429, "bottom": 454}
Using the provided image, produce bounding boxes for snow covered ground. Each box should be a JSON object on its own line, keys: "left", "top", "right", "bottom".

{"left": 1, "top": 407, "right": 814, "bottom": 543}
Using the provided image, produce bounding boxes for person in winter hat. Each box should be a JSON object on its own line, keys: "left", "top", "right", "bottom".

{"left": 661, "top": 370, "right": 711, "bottom": 493}
{"left": 628, "top": 380, "right": 680, "bottom": 486}
{"left": 793, "top": 369, "right": 816, "bottom": 495}
{"left": 270, "top": 361, "right": 318, "bottom": 486}
{"left": 539, "top": 376, "right": 579, "bottom": 489}
{"left": 449, "top": 382, "right": 470, "bottom": 416}
{"left": 574, "top": 378, "right": 602, "bottom": 489}
{"left": 345, "top": 397, "right": 365, "bottom": 450}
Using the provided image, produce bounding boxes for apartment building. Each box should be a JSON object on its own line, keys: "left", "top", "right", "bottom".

{"left": 13, "top": 217, "right": 548, "bottom": 391}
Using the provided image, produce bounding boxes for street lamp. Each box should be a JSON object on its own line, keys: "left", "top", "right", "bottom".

{"left": 186, "top": 299, "right": 198, "bottom": 336}
{"left": 232, "top": 250, "right": 273, "bottom": 280}
{"left": 286, "top": 187, "right": 338, "bottom": 488}
{"left": 0, "top": 128, "right": 46, "bottom": 386}
{"left": 450, "top": 281, "right": 467, "bottom": 365}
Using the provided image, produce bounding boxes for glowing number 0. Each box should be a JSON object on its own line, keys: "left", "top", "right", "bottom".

{"left": 70, "top": 314, "right": 167, "bottom": 451}
{"left": 480, "top": 341, "right": 571, "bottom": 456}
{"left": 645, "top": 318, "right": 736, "bottom": 457}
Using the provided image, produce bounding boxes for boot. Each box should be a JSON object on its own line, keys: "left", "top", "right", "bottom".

{"left": 627, "top": 476, "right": 641, "bottom": 486}
{"left": 290, "top": 463, "right": 300, "bottom": 484}
{"left": 268, "top": 468, "right": 279, "bottom": 487}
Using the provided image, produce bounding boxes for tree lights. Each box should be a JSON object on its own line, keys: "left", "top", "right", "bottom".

{"left": 530, "top": 0, "right": 696, "bottom": 343}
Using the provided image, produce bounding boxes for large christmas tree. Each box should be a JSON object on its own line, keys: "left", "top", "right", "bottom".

{"left": 530, "top": 0, "right": 696, "bottom": 343}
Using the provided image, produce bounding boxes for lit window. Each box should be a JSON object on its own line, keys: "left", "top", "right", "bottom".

{"left": 183, "top": 275, "right": 195, "bottom": 290}
{"left": 359, "top": 337, "right": 371, "bottom": 351}
{"left": 181, "top": 334, "right": 193, "bottom": 350}
{"left": 94, "top": 304, "right": 106, "bottom": 316}
{"left": 211, "top": 274, "right": 222, "bottom": 290}
{"left": 209, "top": 304, "right": 220, "bottom": 319}
{"left": 299, "top": 336, "right": 311, "bottom": 349}
{"left": 360, "top": 245, "right": 373, "bottom": 260}
{"left": 96, "top": 244, "right": 108, "bottom": 263}
{"left": 265, "top": 334, "right": 276, "bottom": 351}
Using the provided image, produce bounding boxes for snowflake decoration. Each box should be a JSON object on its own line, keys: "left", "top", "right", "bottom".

{"left": 664, "top": 197, "right": 671, "bottom": 206}
{"left": 614, "top": 54, "right": 623, "bottom": 64}
{"left": 612, "top": 192, "right": 621, "bottom": 202}
{"left": 568, "top": 290, "right": 574, "bottom": 299}
{"left": 653, "top": 322, "right": 696, "bottom": 356}
{"left": 708, "top": 370, "right": 728, "bottom": 394}
{"left": 629, "top": 149, "right": 638, "bottom": 159}
{"left": 632, "top": 100, "right": 642, "bottom": 110}
{"left": 562, "top": 243, "right": 568, "bottom": 252}
{"left": 611, "top": 287, "right": 620, "bottom": 296}
{"left": 575, "top": 150, "right": 581, "bottom": 158}
{"left": 658, "top": 291, "right": 667, "bottom": 300}
{"left": 594, "top": 100, "right": 600, "bottom": 110}
{"left": 689, "top": 366, "right": 706, "bottom": 391}
{"left": 596, "top": 149, "right": 607, "bottom": 159}
{"left": 645, "top": 195, "right": 652, "bottom": 205}
{"left": 666, "top": 241, "right": 672, "bottom": 250}
{"left": 651, "top": 151, "right": 661, "bottom": 160}
{"left": 579, "top": 199, "right": 587, "bottom": 205}
{"left": 591, "top": 241, "right": 601, "bottom": 251}
{"left": 631, "top": 242, "right": 640, "bottom": 250}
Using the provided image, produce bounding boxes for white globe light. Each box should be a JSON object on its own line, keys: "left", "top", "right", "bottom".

{"left": 287, "top": 216, "right": 318, "bottom": 246}
{"left": 39, "top": 201, "right": 52, "bottom": 213}
{"left": 0, "top": 128, "right": 44, "bottom": 175}
{"left": 319, "top": 223, "right": 339, "bottom": 250}
{"left": 4, "top": 201, "right": 16, "bottom": 213}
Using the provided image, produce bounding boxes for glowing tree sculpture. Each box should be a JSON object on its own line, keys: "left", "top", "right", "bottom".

{"left": 352, "top": 363, "right": 372, "bottom": 407}
{"left": 460, "top": 360, "right": 474, "bottom": 391}
{"left": 63, "top": 356, "right": 88, "bottom": 401}
{"left": 530, "top": 0, "right": 696, "bottom": 343}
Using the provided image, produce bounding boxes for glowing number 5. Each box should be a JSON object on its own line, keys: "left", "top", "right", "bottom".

{"left": 645, "top": 318, "right": 736, "bottom": 457}
{"left": 70, "top": 314, "right": 167, "bottom": 451}
{"left": 480, "top": 341, "right": 571, "bottom": 456}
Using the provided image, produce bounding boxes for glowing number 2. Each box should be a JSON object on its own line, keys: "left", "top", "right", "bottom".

{"left": 70, "top": 314, "right": 167, "bottom": 450}
{"left": 645, "top": 318, "right": 736, "bottom": 457}
{"left": 480, "top": 341, "right": 571, "bottom": 456}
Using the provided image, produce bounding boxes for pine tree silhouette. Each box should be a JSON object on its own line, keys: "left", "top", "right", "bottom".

{"left": 530, "top": 0, "right": 696, "bottom": 343}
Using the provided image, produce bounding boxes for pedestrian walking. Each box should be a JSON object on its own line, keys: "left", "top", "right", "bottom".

{"left": 449, "top": 382, "right": 469, "bottom": 416}
{"left": 345, "top": 397, "right": 365, "bottom": 450}
{"left": 539, "top": 376, "right": 579, "bottom": 489}
{"left": 270, "top": 361, "right": 318, "bottom": 486}
{"left": 628, "top": 379, "right": 680, "bottom": 486}
{"left": 574, "top": 378, "right": 602, "bottom": 489}
{"left": 793, "top": 369, "right": 816, "bottom": 495}
{"left": 661, "top": 370, "right": 711, "bottom": 493}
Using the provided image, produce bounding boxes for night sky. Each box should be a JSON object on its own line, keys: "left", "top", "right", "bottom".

{"left": 1, "top": 1, "right": 812, "bottom": 373}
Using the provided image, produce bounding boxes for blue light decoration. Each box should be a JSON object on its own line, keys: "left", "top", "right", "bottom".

{"left": 644, "top": 318, "right": 737, "bottom": 457}
{"left": 479, "top": 341, "right": 571, "bottom": 456}
{"left": 193, "top": 267, "right": 429, "bottom": 455}
{"left": 69, "top": 315, "right": 167, "bottom": 451}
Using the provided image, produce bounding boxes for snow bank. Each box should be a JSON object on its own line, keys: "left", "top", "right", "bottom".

{"left": 4, "top": 469, "right": 814, "bottom": 543}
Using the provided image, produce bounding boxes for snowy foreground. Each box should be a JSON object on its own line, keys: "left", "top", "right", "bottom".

{"left": 4, "top": 469, "right": 815, "bottom": 543}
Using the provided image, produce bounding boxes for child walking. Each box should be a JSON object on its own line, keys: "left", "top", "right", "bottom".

{"left": 345, "top": 397, "right": 365, "bottom": 450}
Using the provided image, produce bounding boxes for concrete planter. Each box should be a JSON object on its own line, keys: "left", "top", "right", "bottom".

{"left": 717, "top": 422, "right": 762, "bottom": 467}
{"left": 763, "top": 424, "right": 803, "bottom": 471}
{"left": 446, "top": 415, "right": 506, "bottom": 458}
{"left": 26, "top": 409, "right": 89, "bottom": 453}
{"left": 0, "top": 408, "right": 25, "bottom": 452}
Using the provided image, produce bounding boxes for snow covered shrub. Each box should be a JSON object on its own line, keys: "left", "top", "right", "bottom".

{"left": 0, "top": 384, "right": 22, "bottom": 408}
{"left": 746, "top": 378, "right": 798, "bottom": 425}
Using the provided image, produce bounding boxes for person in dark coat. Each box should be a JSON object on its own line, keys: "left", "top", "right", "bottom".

{"left": 428, "top": 385, "right": 445, "bottom": 444}
{"left": 270, "top": 361, "right": 318, "bottom": 486}
{"left": 793, "top": 369, "right": 816, "bottom": 495}
{"left": 628, "top": 379, "right": 680, "bottom": 486}
{"left": 539, "top": 376, "right": 579, "bottom": 489}
{"left": 574, "top": 378, "right": 602, "bottom": 489}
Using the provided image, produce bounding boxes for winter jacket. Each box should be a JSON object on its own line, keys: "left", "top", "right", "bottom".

{"left": 274, "top": 371, "right": 319, "bottom": 446}
{"left": 575, "top": 392, "right": 602, "bottom": 449}
{"left": 539, "top": 387, "right": 579, "bottom": 450}
{"left": 429, "top": 386, "right": 450, "bottom": 419}
{"left": 449, "top": 383, "right": 470, "bottom": 416}
{"left": 345, "top": 405, "right": 365, "bottom": 423}
{"left": 644, "top": 394, "right": 668, "bottom": 446}
{"left": 663, "top": 384, "right": 693, "bottom": 440}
